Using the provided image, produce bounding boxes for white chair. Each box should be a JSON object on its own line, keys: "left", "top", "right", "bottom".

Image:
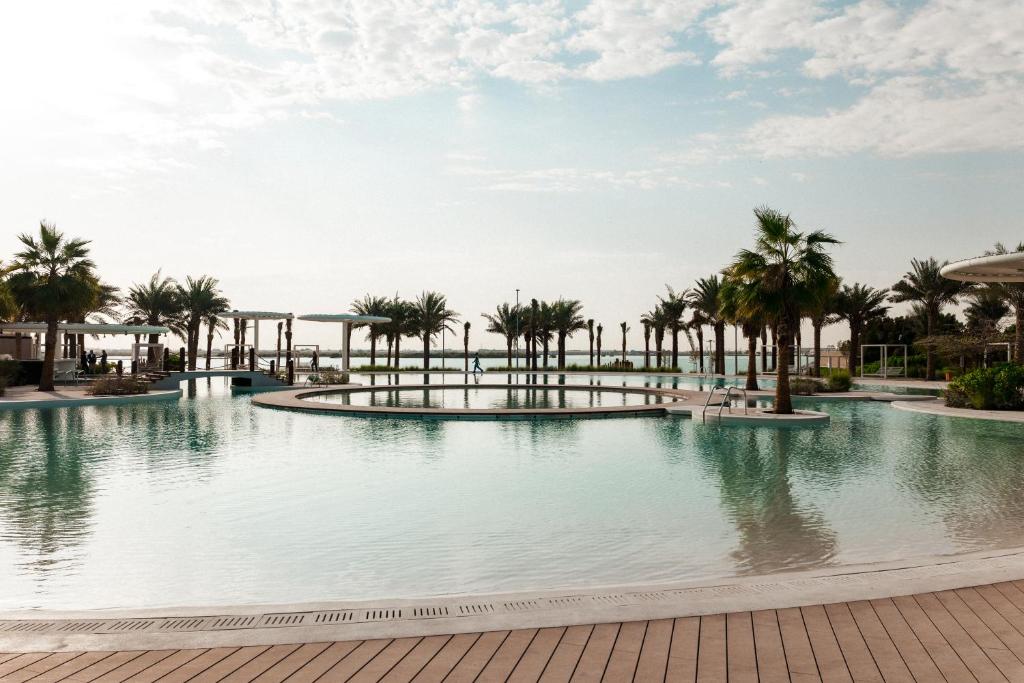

{"left": 53, "top": 358, "right": 83, "bottom": 385}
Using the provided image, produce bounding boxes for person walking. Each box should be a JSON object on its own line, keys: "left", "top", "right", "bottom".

{"left": 311, "top": 349, "right": 319, "bottom": 372}
{"left": 472, "top": 354, "right": 483, "bottom": 375}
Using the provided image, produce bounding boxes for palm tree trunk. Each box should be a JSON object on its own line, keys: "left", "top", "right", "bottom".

{"left": 386, "top": 335, "right": 393, "bottom": 367}
{"left": 422, "top": 333, "right": 430, "bottom": 370}
{"left": 39, "top": 316, "right": 58, "bottom": 391}
{"left": 848, "top": 325, "right": 859, "bottom": 375}
{"left": 205, "top": 332, "right": 213, "bottom": 370}
{"left": 655, "top": 335, "right": 663, "bottom": 367}
{"left": 393, "top": 335, "right": 401, "bottom": 370}
{"left": 1016, "top": 307, "right": 1023, "bottom": 363}
{"left": 542, "top": 337, "right": 549, "bottom": 368}
{"left": 776, "top": 326, "right": 793, "bottom": 414}
{"left": 926, "top": 308, "right": 936, "bottom": 381}
{"left": 671, "top": 329, "right": 679, "bottom": 368}
{"left": 369, "top": 331, "right": 377, "bottom": 367}
{"left": 813, "top": 322, "right": 822, "bottom": 377}
{"left": 558, "top": 333, "right": 567, "bottom": 369}
{"left": 588, "top": 336, "right": 594, "bottom": 368}
{"left": 696, "top": 329, "right": 704, "bottom": 372}
{"left": 506, "top": 338, "right": 512, "bottom": 367}
{"left": 464, "top": 332, "right": 469, "bottom": 372}
{"left": 596, "top": 335, "right": 602, "bottom": 368}
{"left": 621, "top": 333, "right": 626, "bottom": 363}
{"left": 147, "top": 333, "right": 159, "bottom": 364}
{"left": 760, "top": 327, "right": 767, "bottom": 372}
{"left": 745, "top": 329, "right": 759, "bottom": 391}
{"left": 715, "top": 322, "right": 726, "bottom": 374}
{"left": 644, "top": 336, "right": 650, "bottom": 368}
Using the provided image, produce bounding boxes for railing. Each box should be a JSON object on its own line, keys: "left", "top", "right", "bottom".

{"left": 701, "top": 385, "right": 749, "bottom": 423}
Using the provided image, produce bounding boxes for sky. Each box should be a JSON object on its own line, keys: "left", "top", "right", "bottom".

{"left": 1, "top": 0, "right": 1022, "bottom": 351}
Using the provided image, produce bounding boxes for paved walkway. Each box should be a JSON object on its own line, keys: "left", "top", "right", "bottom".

{"left": 8, "top": 581, "right": 1024, "bottom": 681}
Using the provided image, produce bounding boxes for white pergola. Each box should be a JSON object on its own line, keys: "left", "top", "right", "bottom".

{"left": 0, "top": 322, "right": 169, "bottom": 358}
{"left": 941, "top": 252, "right": 1024, "bottom": 282}
{"left": 225, "top": 311, "right": 293, "bottom": 367}
{"left": 297, "top": 314, "right": 391, "bottom": 371}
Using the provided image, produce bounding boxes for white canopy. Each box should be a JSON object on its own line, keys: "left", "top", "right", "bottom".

{"left": 941, "top": 252, "right": 1024, "bottom": 282}
{"left": 297, "top": 314, "right": 391, "bottom": 370}
{"left": 0, "top": 322, "right": 170, "bottom": 335}
{"left": 226, "top": 310, "right": 294, "bottom": 320}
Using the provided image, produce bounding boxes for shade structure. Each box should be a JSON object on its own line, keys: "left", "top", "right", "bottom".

{"left": 0, "top": 322, "right": 170, "bottom": 335}
{"left": 941, "top": 252, "right": 1024, "bottom": 282}
{"left": 225, "top": 311, "right": 295, "bottom": 363}
{"left": 297, "top": 314, "right": 392, "bottom": 371}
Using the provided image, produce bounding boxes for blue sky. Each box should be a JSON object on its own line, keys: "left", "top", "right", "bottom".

{"left": 1, "top": 0, "right": 1022, "bottom": 349}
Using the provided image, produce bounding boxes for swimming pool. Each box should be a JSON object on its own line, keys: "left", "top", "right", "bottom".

{"left": 311, "top": 385, "right": 671, "bottom": 410}
{"left": 0, "top": 373, "right": 1019, "bottom": 610}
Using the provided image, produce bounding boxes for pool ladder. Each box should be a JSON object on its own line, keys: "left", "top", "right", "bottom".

{"left": 701, "top": 386, "right": 748, "bottom": 423}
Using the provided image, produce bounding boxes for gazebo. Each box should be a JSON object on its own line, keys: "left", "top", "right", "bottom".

{"left": 297, "top": 314, "right": 391, "bottom": 371}
{"left": 941, "top": 252, "right": 1024, "bottom": 282}
{"left": 0, "top": 322, "right": 170, "bottom": 360}
{"left": 224, "top": 310, "right": 294, "bottom": 370}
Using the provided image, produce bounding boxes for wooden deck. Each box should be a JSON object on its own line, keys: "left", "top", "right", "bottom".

{"left": 7, "top": 582, "right": 1024, "bottom": 681}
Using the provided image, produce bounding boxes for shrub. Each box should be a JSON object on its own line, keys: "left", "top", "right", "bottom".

{"left": 0, "top": 359, "right": 22, "bottom": 388}
{"left": 319, "top": 370, "right": 351, "bottom": 384}
{"left": 789, "top": 377, "right": 820, "bottom": 395}
{"left": 88, "top": 376, "right": 149, "bottom": 396}
{"left": 945, "top": 364, "right": 1024, "bottom": 410}
{"left": 825, "top": 369, "right": 852, "bottom": 392}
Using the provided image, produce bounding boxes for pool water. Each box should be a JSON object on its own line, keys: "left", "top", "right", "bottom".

{"left": 312, "top": 386, "right": 669, "bottom": 409}
{"left": 0, "top": 374, "right": 1020, "bottom": 611}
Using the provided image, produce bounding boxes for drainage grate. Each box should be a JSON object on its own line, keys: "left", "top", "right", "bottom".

{"left": 547, "top": 597, "right": 585, "bottom": 608}
{"left": 363, "top": 609, "right": 402, "bottom": 621}
{"left": 503, "top": 600, "right": 540, "bottom": 611}
{"left": 159, "top": 618, "right": 208, "bottom": 631}
{"left": 312, "top": 611, "right": 355, "bottom": 624}
{"left": 458, "top": 603, "right": 494, "bottom": 615}
{"left": 56, "top": 621, "right": 104, "bottom": 633}
{"left": 208, "top": 616, "right": 258, "bottom": 630}
{"left": 412, "top": 606, "right": 448, "bottom": 618}
{"left": 1, "top": 621, "right": 52, "bottom": 633}
{"left": 99, "top": 620, "right": 155, "bottom": 633}
{"left": 259, "top": 614, "right": 305, "bottom": 627}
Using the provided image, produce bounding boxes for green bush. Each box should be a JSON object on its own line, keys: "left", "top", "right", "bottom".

{"left": 319, "top": 370, "right": 351, "bottom": 384}
{"left": 825, "top": 369, "right": 852, "bottom": 392}
{"left": 0, "top": 359, "right": 22, "bottom": 388}
{"left": 945, "top": 364, "right": 1024, "bottom": 410}
{"left": 88, "top": 376, "right": 149, "bottom": 396}
{"left": 789, "top": 377, "right": 820, "bottom": 395}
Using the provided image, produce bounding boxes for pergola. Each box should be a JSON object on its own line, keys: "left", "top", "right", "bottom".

{"left": 225, "top": 310, "right": 294, "bottom": 369}
{"left": 297, "top": 314, "right": 391, "bottom": 371}
{"left": 0, "top": 322, "right": 169, "bottom": 359}
{"left": 941, "top": 252, "right": 1024, "bottom": 282}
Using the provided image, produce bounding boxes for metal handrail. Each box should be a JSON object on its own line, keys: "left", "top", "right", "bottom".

{"left": 717, "top": 386, "right": 749, "bottom": 418}
{"left": 701, "top": 386, "right": 725, "bottom": 423}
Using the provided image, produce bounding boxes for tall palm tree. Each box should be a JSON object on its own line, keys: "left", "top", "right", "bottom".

{"left": 659, "top": 287, "right": 688, "bottom": 369}
{"left": 641, "top": 306, "right": 665, "bottom": 367}
{"left": 8, "top": 222, "right": 97, "bottom": 390}
{"left": 834, "top": 284, "right": 889, "bottom": 374}
{"left": 205, "top": 313, "right": 229, "bottom": 370}
{"left": 0, "top": 261, "right": 18, "bottom": 322}
{"left": 124, "top": 271, "right": 182, "bottom": 364}
{"left": 596, "top": 323, "right": 603, "bottom": 367}
{"left": 619, "top": 322, "right": 629, "bottom": 363}
{"left": 381, "top": 296, "right": 413, "bottom": 369}
{"left": 534, "top": 301, "right": 554, "bottom": 368}
{"left": 807, "top": 276, "right": 840, "bottom": 377}
{"left": 641, "top": 319, "right": 651, "bottom": 368}
{"left": 176, "top": 276, "right": 229, "bottom": 370}
{"left": 482, "top": 303, "right": 520, "bottom": 367}
{"left": 964, "top": 286, "right": 1009, "bottom": 334}
{"left": 728, "top": 207, "right": 840, "bottom": 413}
{"left": 351, "top": 294, "right": 389, "bottom": 366}
{"left": 890, "top": 257, "right": 971, "bottom": 380}
{"left": 587, "top": 319, "right": 595, "bottom": 367}
{"left": 689, "top": 277, "right": 723, "bottom": 374}
{"left": 719, "top": 275, "right": 765, "bottom": 391}
{"left": 550, "top": 299, "right": 586, "bottom": 369}
{"left": 987, "top": 242, "right": 1024, "bottom": 361}
{"left": 411, "top": 291, "right": 459, "bottom": 370}
{"left": 463, "top": 321, "right": 471, "bottom": 371}
{"left": 66, "top": 276, "right": 120, "bottom": 359}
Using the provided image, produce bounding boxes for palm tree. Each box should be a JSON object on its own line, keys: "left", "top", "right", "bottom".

{"left": 641, "top": 319, "right": 651, "bottom": 368}
{"left": 463, "top": 321, "right": 471, "bottom": 371}
{"left": 619, "top": 322, "right": 629, "bottom": 363}
{"left": 689, "top": 277, "right": 723, "bottom": 373}
{"left": 550, "top": 299, "right": 587, "bottom": 369}
{"left": 987, "top": 242, "right": 1024, "bottom": 361}
{"left": 719, "top": 276, "right": 765, "bottom": 391}
{"left": 807, "top": 276, "right": 840, "bottom": 376}
{"left": 964, "top": 286, "right": 1009, "bottom": 334}
{"left": 351, "top": 294, "right": 389, "bottom": 366}
{"left": 658, "top": 287, "right": 688, "bottom": 369}
{"left": 8, "top": 222, "right": 97, "bottom": 390}
{"left": 596, "top": 323, "right": 603, "bottom": 367}
{"left": 890, "top": 257, "right": 972, "bottom": 380}
{"left": 176, "top": 276, "right": 229, "bottom": 370}
{"left": 411, "top": 291, "right": 459, "bottom": 370}
{"left": 383, "top": 296, "right": 415, "bottom": 369}
{"left": 205, "top": 313, "right": 229, "bottom": 370}
{"left": 587, "top": 319, "right": 595, "bottom": 367}
{"left": 535, "top": 301, "right": 554, "bottom": 368}
{"left": 66, "top": 276, "right": 120, "bottom": 360}
{"left": 124, "top": 271, "right": 182, "bottom": 364}
{"left": 0, "top": 261, "right": 18, "bottom": 322}
{"left": 482, "top": 303, "right": 520, "bottom": 367}
{"left": 728, "top": 207, "right": 840, "bottom": 413}
{"left": 834, "top": 284, "right": 890, "bottom": 374}
{"left": 640, "top": 306, "right": 665, "bottom": 367}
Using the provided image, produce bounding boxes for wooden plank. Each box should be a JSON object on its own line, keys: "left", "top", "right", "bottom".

{"left": 570, "top": 623, "right": 619, "bottom": 682}
{"left": 751, "top": 610, "right": 789, "bottom": 683}
{"left": 0, "top": 652, "right": 52, "bottom": 678}
{"left": 379, "top": 635, "right": 450, "bottom": 683}
{"left": 89, "top": 651, "right": 178, "bottom": 683}
{"left": 801, "top": 605, "right": 853, "bottom": 683}
{"left": 725, "top": 612, "right": 758, "bottom": 683}
{"left": 602, "top": 621, "right": 647, "bottom": 682}
{"left": 891, "top": 594, "right": 977, "bottom": 681}
{"left": 993, "top": 582, "right": 1024, "bottom": 614}
{"left": 149, "top": 648, "right": 241, "bottom": 683}
{"left": 953, "top": 588, "right": 1024, "bottom": 660}
{"left": 822, "top": 602, "right": 882, "bottom": 682}
{"left": 633, "top": 618, "right": 673, "bottom": 683}
{"left": 665, "top": 617, "right": 698, "bottom": 683}
{"left": 974, "top": 584, "right": 1024, "bottom": 636}
{"left": 161, "top": 646, "right": 266, "bottom": 683}
{"left": 249, "top": 643, "right": 332, "bottom": 683}
{"left": 846, "top": 600, "right": 915, "bottom": 683}
{"left": 279, "top": 640, "right": 363, "bottom": 683}
{"left": 56, "top": 650, "right": 146, "bottom": 682}
{"left": 913, "top": 593, "right": 1011, "bottom": 683}
{"left": 777, "top": 607, "right": 821, "bottom": 682}
{"left": 508, "top": 627, "right": 566, "bottom": 682}
{"left": 120, "top": 649, "right": 207, "bottom": 683}
{"left": 477, "top": 628, "right": 537, "bottom": 681}
{"left": 539, "top": 625, "right": 593, "bottom": 683}
{"left": 29, "top": 651, "right": 120, "bottom": 683}
{"left": 218, "top": 644, "right": 301, "bottom": 683}
{"left": 347, "top": 637, "right": 422, "bottom": 682}
{"left": 696, "top": 613, "right": 727, "bottom": 683}
{"left": 411, "top": 633, "right": 480, "bottom": 682}
{"left": 2, "top": 651, "right": 84, "bottom": 683}
{"left": 315, "top": 639, "right": 392, "bottom": 681}
{"left": 444, "top": 631, "right": 510, "bottom": 683}
{"left": 930, "top": 591, "right": 1024, "bottom": 682}
{"left": 869, "top": 598, "right": 947, "bottom": 682}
